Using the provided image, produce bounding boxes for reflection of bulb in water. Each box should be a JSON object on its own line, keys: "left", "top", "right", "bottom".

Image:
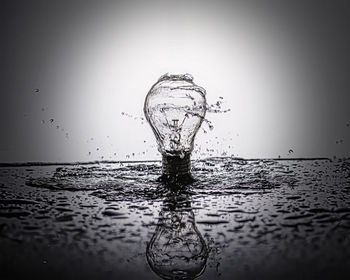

{"left": 146, "top": 193, "right": 208, "bottom": 280}
{"left": 144, "top": 73, "right": 207, "bottom": 180}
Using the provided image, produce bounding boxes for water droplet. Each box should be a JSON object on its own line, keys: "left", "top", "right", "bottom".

{"left": 41, "top": 120, "right": 45, "bottom": 124}
{"left": 50, "top": 119, "right": 54, "bottom": 123}
{"left": 288, "top": 149, "right": 294, "bottom": 154}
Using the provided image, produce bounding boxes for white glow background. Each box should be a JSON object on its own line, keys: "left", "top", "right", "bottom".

{"left": 1, "top": 0, "right": 349, "bottom": 162}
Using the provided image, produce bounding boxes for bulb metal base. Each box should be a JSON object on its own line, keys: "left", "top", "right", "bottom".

{"left": 162, "top": 154, "right": 191, "bottom": 175}
{"left": 160, "top": 154, "right": 194, "bottom": 184}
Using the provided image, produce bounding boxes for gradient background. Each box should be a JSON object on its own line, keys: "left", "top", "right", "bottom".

{"left": 1, "top": 0, "right": 349, "bottom": 163}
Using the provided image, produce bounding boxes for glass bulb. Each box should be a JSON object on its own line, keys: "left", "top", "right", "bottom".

{"left": 144, "top": 73, "right": 207, "bottom": 178}
{"left": 146, "top": 192, "right": 208, "bottom": 280}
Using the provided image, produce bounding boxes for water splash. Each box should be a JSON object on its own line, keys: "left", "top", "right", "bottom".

{"left": 25, "top": 157, "right": 298, "bottom": 202}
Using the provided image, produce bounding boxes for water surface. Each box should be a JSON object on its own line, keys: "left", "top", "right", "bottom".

{"left": 0, "top": 157, "right": 350, "bottom": 279}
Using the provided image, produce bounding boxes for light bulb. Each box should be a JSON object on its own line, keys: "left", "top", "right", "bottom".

{"left": 144, "top": 73, "right": 207, "bottom": 180}
{"left": 146, "top": 193, "right": 208, "bottom": 280}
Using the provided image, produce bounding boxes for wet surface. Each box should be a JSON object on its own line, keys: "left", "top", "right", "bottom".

{"left": 1, "top": 158, "right": 350, "bottom": 279}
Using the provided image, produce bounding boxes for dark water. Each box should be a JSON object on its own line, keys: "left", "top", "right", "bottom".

{"left": 0, "top": 157, "right": 350, "bottom": 279}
